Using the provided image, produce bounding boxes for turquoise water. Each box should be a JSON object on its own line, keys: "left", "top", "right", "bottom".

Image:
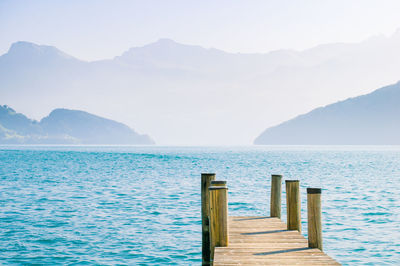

{"left": 1, "top": 146, "right": 400, "bottom": 265}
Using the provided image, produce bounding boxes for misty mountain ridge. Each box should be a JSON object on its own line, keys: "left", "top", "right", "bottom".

{"left": 254, "top": 81, "right": 400, "bottom": 144}
{"left": 0, "top": 105, "right": 154, "bottom": 144}
{"left": 2, "top": 31, "right": 400, "bottom": 144}
{"left": 2, "top": 41, "right": 82, "bottom": 68}
{"left": 7, "top": 41, "right": 76, "bottom": 60}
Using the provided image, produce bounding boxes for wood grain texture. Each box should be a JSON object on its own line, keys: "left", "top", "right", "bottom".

{"left": 202, "top": 173, "right": 216, "bottom": 265}
{"left": 270, "top": 175, "right": 282, "bottom": 218}
{"left": 213, "top": 216, "right": 340, "bottom": 265}
{"left": 307, "top": 188, "right": 323, "bottom": 250}
{"left": 285, "top": 180, "right": 301, "bottom": 232}
{"left": 209, "top": 186, "right": 228, "bottom": 261}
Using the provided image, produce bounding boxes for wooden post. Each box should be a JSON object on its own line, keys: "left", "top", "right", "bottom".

{"left": 209, "top": 185, "right": 228, "bottom": 262}
{"left": 285, "top": 180, "right": 301, "bottom": 232}
{"left": 211, "top": 180, "right": 227, "bottom": 187}
{"left": 307, "top": 188, "right": 323, "bottom": 250}
{"left": 201, "top": 173, "right": 215, "bottom": 265}
{"left": 270, "top": 174, "right": 282, "bottom": 218}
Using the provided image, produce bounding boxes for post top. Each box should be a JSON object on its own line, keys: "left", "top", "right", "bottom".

{"left": 209, "top": 186, "right": 228, "bottom": 190}
{"left": 201, "top": 173, "right": 215, "bottom": 176}
{"left": 271, "top": 174, "right": 283, "bottom": 178}
{"left": 211, "top": 180, "right": 227, "bottom": 185}
{"left": 307, "top": 188, "right": 322, "bottom": 194}
{"left": 285, "top": 180, "right": 299, "bottom": 183}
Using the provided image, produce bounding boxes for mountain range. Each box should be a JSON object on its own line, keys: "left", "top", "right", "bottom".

{"left": 2, "top": 32, "right": 400, "bottom": 144}
{"left": 0, "top": 105, "right": 154, "bottom": 144}
{"left": 255, "top": 81, "right": 400, "bottom": 144}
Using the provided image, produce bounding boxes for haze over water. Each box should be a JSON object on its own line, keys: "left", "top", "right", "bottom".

{"left": 1, "top": 145, "right": 399, "bottom": 265}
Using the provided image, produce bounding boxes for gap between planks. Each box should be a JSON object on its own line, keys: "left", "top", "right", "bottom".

{"left": 213, "top": 216, "right": 340, "bottom": 266}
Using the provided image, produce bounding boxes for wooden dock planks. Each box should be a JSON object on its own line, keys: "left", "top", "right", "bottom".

{"left": 213, "top": 216, "right": 340, "bottom": 265}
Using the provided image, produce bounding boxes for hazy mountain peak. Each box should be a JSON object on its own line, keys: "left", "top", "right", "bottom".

{"left": 146, "top": 38, "right": 205, "bottom": 49}
{"left": 8, "top": 41, "right": 38, "bottom": 52}
{"left": 40, "top": 108, "right": 155, "bottom": 144}
{"left": 46, "top": 108, "right": 91, "bottom": 118}
{"left": 0, "top": 104, "right": 41, "bottom": 136}
{"left": 154, "top": 38, "right": 179, "bottom": 45}
{"left": 116, "top": 38, "right": 227, "bottom": 69}
{"left": 121, "top": 38, "right": 207, "bottom": 56}
{"left": 5, "top": 41, "right": 75, "bottom": 61}
{"left": 0, "top": 105, "right": 17, "bottom": 115}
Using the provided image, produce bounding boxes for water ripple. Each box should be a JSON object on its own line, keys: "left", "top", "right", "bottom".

{"left": 0, "top": 146, "right": 400, "bottom": 265}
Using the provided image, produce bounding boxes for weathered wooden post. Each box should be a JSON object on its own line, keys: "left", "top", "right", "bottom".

{"left": 285, "top": 180, "right": 301, "bottom": 232}
{"left": 209, "top": 185, "right": 228, "bottom": 262}
{"left": 201, "top": 173, "right": 215, "bottom": 265}
{"left": 270, "top": 174, "right": 282, "bottom": 218}
{"left": 307, "top": 188, "right": 323, "bottom": 250}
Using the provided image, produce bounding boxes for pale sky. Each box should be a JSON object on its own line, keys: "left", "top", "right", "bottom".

{"left": 1, "top": 0, "right": 400, "bottom": 60}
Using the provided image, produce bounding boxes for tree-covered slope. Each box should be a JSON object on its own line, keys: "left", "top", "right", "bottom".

{"left": 0, "top": 105, "right": 154, "bottom": 144}
{"left": 254, "top": 81, "right": 400, "bottom": 144}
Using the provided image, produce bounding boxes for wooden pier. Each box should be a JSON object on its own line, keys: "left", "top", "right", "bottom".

{"left": 201, "top": 174, "right": 341, "bottom": 265}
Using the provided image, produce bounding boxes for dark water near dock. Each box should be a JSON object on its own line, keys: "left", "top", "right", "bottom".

{"left": 1, "top": 146, "right": 399, "bottom": 265}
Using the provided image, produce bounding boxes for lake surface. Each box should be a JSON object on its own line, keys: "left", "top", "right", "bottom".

{"left": 0, "top": 146, "right": 399, "bottom": 265}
